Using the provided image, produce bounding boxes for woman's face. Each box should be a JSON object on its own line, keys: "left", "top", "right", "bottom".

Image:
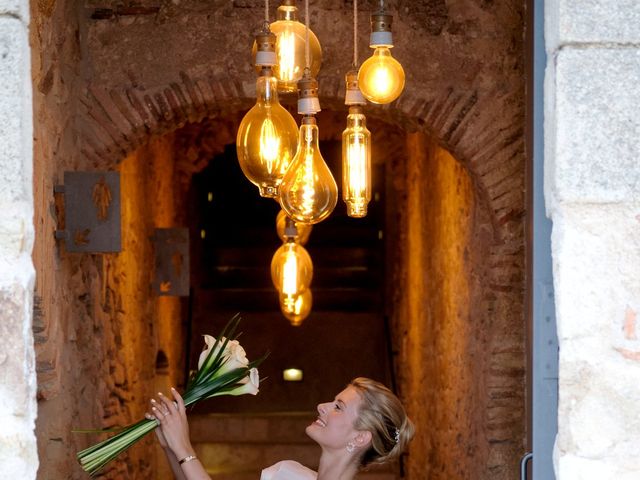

{"left": 305, "top": 385, "right": 363, "bottom": 450}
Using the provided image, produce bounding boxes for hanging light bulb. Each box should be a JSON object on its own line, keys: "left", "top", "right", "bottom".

{"left": 279, "top": 74, "right": 338, "bottom": 224}
{"left": 253, "top": 0, "right": 322, "bottom": 93}
{"left": 271, "top": 238, "right": 313, "bottom": 297}
{"left": 342, "top": 71, "right": 372, "bottom": 218}
{"left": 276, "top": 209, "right": 312, "bottom": 245}
{"left": 357, "top": 9, "right": 405, "bottom": 104}
{"left": 280, "top": 288, "right": 312, "bottom": 326}
{"left": 238, "top": 27, "right": 299, "bottom": 198}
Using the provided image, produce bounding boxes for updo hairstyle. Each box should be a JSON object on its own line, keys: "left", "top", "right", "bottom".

{"left": 349, "top": 377, "right": 415, "bottom": 467}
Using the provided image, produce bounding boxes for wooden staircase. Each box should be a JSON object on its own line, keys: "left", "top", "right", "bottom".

{"left": 189, "top": 413, "right": 399, "bottom": 479}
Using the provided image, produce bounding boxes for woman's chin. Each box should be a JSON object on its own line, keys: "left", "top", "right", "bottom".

{"left": 305, "top": 423, "right": 319, "bottom": 441}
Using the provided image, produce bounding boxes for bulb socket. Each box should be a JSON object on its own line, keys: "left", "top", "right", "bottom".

{"left": 283, "top": 217, "right": 298, "bottom": 238}
{"left": 255, "top": 29, "right": 277, "bottom": 67}
{"left": 344, "top": 70, "right": 366, "bottom": 106}
{"left": 370, "top": 12, "right": 394, "bottom": 47}
{"left": 281, "top": 0, "right": 296, "bottom": 6}
{"left": 297, "top": 74, "right": 321, "bottom": 114}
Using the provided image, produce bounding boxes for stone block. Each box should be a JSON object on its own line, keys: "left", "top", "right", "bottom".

{"left": 0, "top": 260, "right": 36, "bottom": 413}
{"left": 0, "top": 0, "right": 28, "bottom": 21}
{"left": 0, "top": 426, "right": 38, "bottom": 479}
{"left": 546, "top": 0, "right": 640, "bottom": 50}
{"left": 0, "top": 261, "right": 37, "bottom": 480}
{"left": 547, "top": 48, "right": 640, "bottom": 205}
{"left": 0, "top": 17, "right": 33, "bottom": 257}
{"left": 551, "top": 204, "right": 640, "bottom": 340}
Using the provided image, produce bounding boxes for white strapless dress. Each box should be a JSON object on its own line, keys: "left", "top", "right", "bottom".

{"left": 260, "top": 460, "right": 317, "bottom": 480}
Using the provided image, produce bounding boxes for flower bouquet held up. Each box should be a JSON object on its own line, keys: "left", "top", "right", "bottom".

{"left": 76, "top": 314, "right": 266, "bottom": 476}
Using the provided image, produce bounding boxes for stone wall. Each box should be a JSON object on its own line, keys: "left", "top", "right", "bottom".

{"left": 0, "top": 0, "right": 37, "bottom": 478}
{"left": 389, "top": 133, "right": 523, "bottom": 479}
{"left": 26, "top": 0, "right": 527, "bottom": 478}
{"left": 545, "top": 1, "right": 640, "bottom": 478}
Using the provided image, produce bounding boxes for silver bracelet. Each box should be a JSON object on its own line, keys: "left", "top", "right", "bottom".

{"left": 178, "top": 454, "right": 197, "bottom": 466}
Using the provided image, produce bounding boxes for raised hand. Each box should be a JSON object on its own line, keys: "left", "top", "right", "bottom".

{"left": 148, "top": 388, "right": 195, "bottom": 461}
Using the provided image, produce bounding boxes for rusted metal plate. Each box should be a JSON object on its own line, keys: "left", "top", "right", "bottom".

{"left": 56, "top": 171, "right": 121, "bottom": 253}
{"left": 152, "top": 228, "right": 190, "bottom": 297}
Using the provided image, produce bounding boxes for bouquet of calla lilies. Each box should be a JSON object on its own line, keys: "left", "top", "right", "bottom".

{"left": 76, "top": 315, "right": 265, "bottom": 476}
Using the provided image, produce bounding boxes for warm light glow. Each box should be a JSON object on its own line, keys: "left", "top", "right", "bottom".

{"left": 252, "top": 4, "right": 322, "bottom": 93}
{"left": 283, "top": 368, "right": 304, "bottom": 381}
{"left": 276, "top": 210, "right": 312, "bottom": 245}
{"left": 357, "top": 47, "right": 405, "bottom": 104}
{"left": 342, "top": 108, "right": 371, "bottom": 218}
{"left": 277, "top": 29, "right": 298, "bottom": 85}
{"left": 271, "top": 240, "right": 313, "bottom": 296}
{"left": 280, "top": 289, "right": 312, "bottom": 326}
{"left": 282, "top": 249, "right": 298, "bottom": 295}
{"left": 259, "top": 117, "right": 281, "bottom": 170}
{"left": 237, "top": 70, "right": 299, "bottom": 198}
{"left": 279, "top": 118, "right": 338, "bottom": 225}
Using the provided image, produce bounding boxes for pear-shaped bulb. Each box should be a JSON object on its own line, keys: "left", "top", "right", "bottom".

{"left": 342, "top": 107, "right": 372, "bottom": 218}
{"left": 280, "top": 288, "right": 312, "bottom": 326}
{"left": 357, "top": 47, "right": 405, "bottom": 104}
{"left": 276, "top": 209, "right": 312, "bottom": 245}
{"left": 252, "top": 3, "right": 322, "bottom": 93}
{"left": 279, "top": 117, "right": 338, "bottom": 224}
{"left": 271, "top": 239, "right": 313, "bottom": 295}
{"left": 237, "top": 69, "right": 299, "bottom": 198}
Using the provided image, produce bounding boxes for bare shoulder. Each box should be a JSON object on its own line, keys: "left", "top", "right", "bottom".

{"left": 260, "top": 460, "right": 317, "bottom": 480}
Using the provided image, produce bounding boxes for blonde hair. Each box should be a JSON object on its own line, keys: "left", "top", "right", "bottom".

{"left": 349, "top": 377, "right": 415, "bottom": 467}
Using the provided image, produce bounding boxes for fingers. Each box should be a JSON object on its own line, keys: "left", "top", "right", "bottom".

{"left": 157, "top": 391, "right": 178, "bottom": 414}
{"left": 171, "top": 387, "right": 186, "bottom": 414}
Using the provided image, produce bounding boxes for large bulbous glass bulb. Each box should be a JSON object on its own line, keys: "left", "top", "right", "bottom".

{"left": 276, "top": 209, "right": 312, "bottom": 245}
{"left": 279, "top": 117, "right": 338, "bottom": 224}
{"left": 280, "top": 288, "right": 312, "bottom": 326}
{"left": 237, "top": 69, "right": 299, "bottom": 198}
{"left": 357, "top": 47, "right": 405, "bottom": 104}
{"left": 271, "top": 239, "right": 313, "bottom": 296}
{"left": 342, "top": 107, "right": 372, "bottom": 218}
{"left": 252, "top": 3, "right": 322, "bottom": 93}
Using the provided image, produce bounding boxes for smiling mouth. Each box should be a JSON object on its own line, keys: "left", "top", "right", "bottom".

{"left": 313, "top": 417, "right": 327, "bottom": 427}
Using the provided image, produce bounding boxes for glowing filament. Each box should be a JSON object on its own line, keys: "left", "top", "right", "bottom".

{"left": 282, "top": 250, "right": 299, "bottom": 295}
{"left": 277, "top": 30, "right": 298, "bottom": 84}
{"left": 259, "top": 117, "right": 280, "bottom": 172}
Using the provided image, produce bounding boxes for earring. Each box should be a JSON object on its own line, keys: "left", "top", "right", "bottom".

{"left": 346, "top": 441, "right": 356, "bottom": 454}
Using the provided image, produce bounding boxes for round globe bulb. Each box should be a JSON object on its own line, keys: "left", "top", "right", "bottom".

{"left": 357, "top": 47, "right": 405, "bottom": 104}
{"left": 252, "top": 4, "right": 322, "bottom": 93}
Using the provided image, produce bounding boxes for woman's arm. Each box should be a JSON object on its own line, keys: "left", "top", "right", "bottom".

{"left": 149, "top": 388, "right": 211, "bottom": 480}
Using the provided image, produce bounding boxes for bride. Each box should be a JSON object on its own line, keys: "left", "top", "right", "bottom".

{"left": 148, "top": 377, "right": 415, "bottom": 480}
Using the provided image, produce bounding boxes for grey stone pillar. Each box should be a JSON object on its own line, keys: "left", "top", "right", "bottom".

{"left": 0, "top": 0, "right": 38, "bottom": 477}
{"left": 546, "top": 1, "right": 640, "bottom": 478}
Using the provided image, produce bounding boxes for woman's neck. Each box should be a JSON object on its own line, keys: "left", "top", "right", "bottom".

{"left": 316, "top": 449, "right": 360, "bottom": 480}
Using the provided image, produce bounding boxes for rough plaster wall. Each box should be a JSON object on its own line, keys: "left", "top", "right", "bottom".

{"left": 32, "top": 132, "right": 186, "bottom": 478}
{"left": 392, "top": 133, "right": 509, "bottom": 479}
{"left": 0, "top": 0, "right": 37, "bottom": 476}
{"left": 546, "top": 1, "right": 640, "bottom": 478}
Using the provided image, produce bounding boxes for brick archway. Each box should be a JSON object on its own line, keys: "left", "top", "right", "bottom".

{"left": 80, "top": 72, "right": 523, "bottom": 242}
{"left": 78, "top": 72, "right": 525, "bottom": 477}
